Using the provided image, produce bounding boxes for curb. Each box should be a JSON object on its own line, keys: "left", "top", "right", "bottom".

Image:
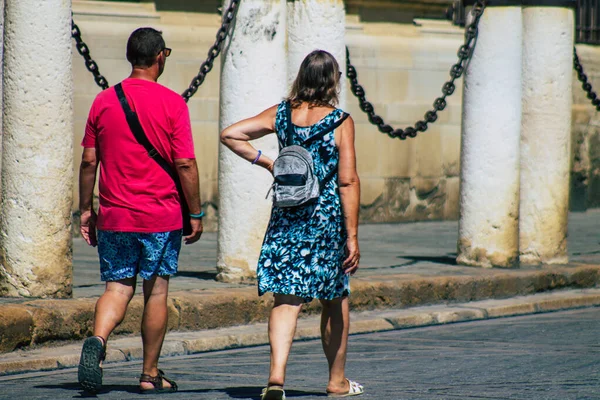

{"left": 1, "top": 264, "right": 600, "bottom": 355}
{"left": 1, "top": 288, "right": 599, "bottom": 376}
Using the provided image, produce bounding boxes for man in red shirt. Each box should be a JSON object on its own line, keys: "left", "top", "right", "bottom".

{"left": 77, "top": 27, "right": 203, "bottom": 394}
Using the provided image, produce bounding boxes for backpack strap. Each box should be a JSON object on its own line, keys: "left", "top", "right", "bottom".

{"left": 319, "top": 166, "right": 338, "bottom": 192}
{"left": 285, "top": 101, "right": 295, "bottom": 147}
{"left": 301, "top": 111, "right": 349, "bottom": 147}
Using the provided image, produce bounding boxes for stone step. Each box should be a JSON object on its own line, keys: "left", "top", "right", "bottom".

{"left": 1, "top": 263, "right": 599, "bottom": 357}
{"left": 1, "top": 287, "right": 600, "bottom": 376}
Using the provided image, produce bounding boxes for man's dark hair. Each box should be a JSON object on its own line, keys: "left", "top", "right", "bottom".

{"left": 126, "top": 27, "right": 165, "bottom": 68}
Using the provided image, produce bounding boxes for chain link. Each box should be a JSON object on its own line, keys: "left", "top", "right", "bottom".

{"left": 346, "top": 0, "right": 487, "bottom": 140}
{"left": 71, "top": 16, "right": 109, "bottom": 90}
{"left": 574, "top": 47, "right": 600, "bottom": 111}
{"left": 72, "top": 0, "right": 240, "bottom": 98}
{"left": 181, "top": 0, "right": 241, "bottom": 102}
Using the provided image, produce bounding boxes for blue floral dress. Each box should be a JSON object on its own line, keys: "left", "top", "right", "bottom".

{"left": 257, "top": 101, "right": 351, "bottom": 301}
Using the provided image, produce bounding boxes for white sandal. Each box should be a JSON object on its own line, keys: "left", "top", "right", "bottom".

{"left": 327, "top": 379, "right": 364, "bottom": 397}
{"left": 261, "top": 385, "right": 286, "bottom": 400}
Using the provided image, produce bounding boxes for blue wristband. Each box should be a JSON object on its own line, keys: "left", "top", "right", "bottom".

{"left": 252, "top": 150, "right": 262, "bottom": 165}
{"left": 190, "top": 211, "right": 205, "bottom": 219}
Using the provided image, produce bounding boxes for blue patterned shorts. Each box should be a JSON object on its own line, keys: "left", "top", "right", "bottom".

{"left": 97, "top": 230, "right": 182, "bottom": 282}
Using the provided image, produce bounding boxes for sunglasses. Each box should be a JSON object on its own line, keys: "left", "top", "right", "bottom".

{"left": 162, "top": 48, "right": 172, "bottom": 57}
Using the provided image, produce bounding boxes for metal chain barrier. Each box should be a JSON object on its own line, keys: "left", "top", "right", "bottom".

{"left": 71, "top": 16, "right": 109, "bottom": 91}
{"left": 574, "top": 47, "right": 600, "bottom": 112}
{"left": 71, "top": 0, "right": 241, "bottom": 100}
{"left": 346, "top": 0, "right": 487, "bottom": 140}
{"left": 181, "top": 0, "right": 240, "bottom": 102}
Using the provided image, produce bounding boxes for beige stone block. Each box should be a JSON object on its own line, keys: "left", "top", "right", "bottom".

{"left": 349, "top": 318, "right": 394, "bottom": 334}
{"left": 431, "top": 308, "right": 486, "bottom": 324}
{"left": 415, "top": 127, "right": 443, "bottom": 178}
{"left": 188, "top": 98, "right": 220, "bottom": 123}
{"left": 294, "top": 326, "right": 321, "bottom": 340}
{"left": 441, "top": 125, "right": 461, "bottom": 177}
{"left": 407, "top": 69, "right": 452, "bottom": 102}
{"left": 572, "top": 105, "right": 594, "bottom": 125}
{"left": 484, "top": 303, "right": 536, "bottom": 318}
{"left": 355, "top": 124, "right": 382, "bottom": 177}
{"left": 0, "top": 357, "right": 59, "bottom": 375}
{"left": 26, "top": 300, "right": 95, "bottom": 344}
{"left": 535, "top": 295, "right": 600, "bottom": 312}
{"left": 159, "top": 341, "right": 186, "bottom": 357}
{"left": 72, "top": 120, "right": 86, "bottom": 211}
{"left": 378, "top": 132, "right": 415, "bottom": 178}
{"left": 411, "top": 176, "right": 440, "bottom": 198}
{"left": 192, "top": 122, "right": 219, "bottom": 205}
{"left": 119, "top": 345, "right": 144, "bottom": 361}
{"left": 183, "top": 336, "right": 238, "bottom": 354}
{"left": 360, "top": 178, "right": 385, "bottom": 206}
{"left": 73, "top": 95, "right": 96, "bottom": 126}
{"left": 0, "top": 306, "right": 33, "bottom": 352}
{"left": 374, "top": 69, "right": 410, "bottom": 104}
{"left": 236, "top": 332, "right": 270, "bottom": 348}
{"left": 386, "top": 313, "right": 435, "bottom": 329}
{"left": 444, "top": 176, "right": 460, "bottom": 220}
{"left": 384, "top": 102, "right": 462, "bottom": 127}
{"left": 172, "top": 60, "right": 221, "bottom": 100}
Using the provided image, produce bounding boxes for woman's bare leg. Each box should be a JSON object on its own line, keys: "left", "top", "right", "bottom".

{"left": 320, "top": 296, "right": 351, "bottom": 394}
{"left": 267, "top": 294, "right": 304, "bottom": 387}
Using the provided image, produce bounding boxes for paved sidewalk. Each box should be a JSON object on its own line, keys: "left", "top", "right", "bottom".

{"left": 70, "top": 208, "right": 600, "bottom": 298}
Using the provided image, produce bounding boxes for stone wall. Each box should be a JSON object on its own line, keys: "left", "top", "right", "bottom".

{"left": 70, "top": 1, "right": 600, "bottom": 232}
{"left": 571, "top": 45, "right": 600, "bottom": 211}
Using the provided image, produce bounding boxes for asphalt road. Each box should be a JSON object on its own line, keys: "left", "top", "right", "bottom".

{"left": 1, "top": 307, "right": 599, "bottom": 400}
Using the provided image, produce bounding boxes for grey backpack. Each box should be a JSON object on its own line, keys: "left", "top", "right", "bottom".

{"left": 269, "top": 102, "right": 348, "bottom": 208}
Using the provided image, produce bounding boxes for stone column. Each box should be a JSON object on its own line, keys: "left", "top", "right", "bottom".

{"left": 0, "top": 0, "right": 73, "bottom": 297}
{"left": 0, "top": 0, "right": 4, "bottom": 185}
{"left": 519, "top": 7, "right": 574, "bottom": 265}
{"left": 287, "top": 0, "right": 347, "bottom": 109}
{"left": 457, "top": 8, "right": 523, "bottom": 268}
{"left": 217, "top": 0, "right": 287, "bottom": 282}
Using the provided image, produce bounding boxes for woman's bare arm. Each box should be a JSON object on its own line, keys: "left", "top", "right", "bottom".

{"left": 220, "top": 105, "right": 278, "bottom": 172}
{"left": 337, "top": 116, "right": 361, "bottom": 274}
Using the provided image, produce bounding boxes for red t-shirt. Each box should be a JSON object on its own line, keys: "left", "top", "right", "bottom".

{"left": 82, "top": 78, "right": 195, "bottom": 233}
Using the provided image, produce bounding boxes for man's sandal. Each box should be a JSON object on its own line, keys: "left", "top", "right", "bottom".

{"left": 327, "top": 379, "right": 364, "bottom": 397}
{"left": 139, "top": 369, "right": 178, "bottom": 394}
{"left": 261, "top": 385, "right": 286, "bottom": 400}
{"left": 77, "top": 336, "right": 106, "bottom": 393}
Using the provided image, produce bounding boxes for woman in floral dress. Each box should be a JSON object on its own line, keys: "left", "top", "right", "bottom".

{"left": 220, "top": 50, "right": 362, "bottom": 399}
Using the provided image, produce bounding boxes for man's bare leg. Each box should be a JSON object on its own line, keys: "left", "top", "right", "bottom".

{"left": 94, "top": 277, "right": 137, "bottom": 341}
{"left": 140, "top": 275, "right": 172, "bottom": 390}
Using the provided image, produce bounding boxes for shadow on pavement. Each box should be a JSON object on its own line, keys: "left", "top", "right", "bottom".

{"left": 174, "top": 270, "right": 219, "bottom": 280}
{"left": 35, "top": 382, "right": 139, "bottom": 397}
{"left": 391, "top": 254, "right": 457, "bottom": 267}
{"left": 180, "top": 386, "right": 327, "bottom": 398}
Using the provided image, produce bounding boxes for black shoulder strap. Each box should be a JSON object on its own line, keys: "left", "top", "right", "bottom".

{"left": 114, "top": 83, "right": 176, "bottom": 181}
{"left": 302, "top": 111, "right": 350, "bottom": 147}
{"left": 285, "top": 101, "right": 294, "bottom": 147}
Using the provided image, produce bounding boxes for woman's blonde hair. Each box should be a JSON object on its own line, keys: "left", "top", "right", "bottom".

{"left": 287, "top": 50, "right": 341, "bottom": 108}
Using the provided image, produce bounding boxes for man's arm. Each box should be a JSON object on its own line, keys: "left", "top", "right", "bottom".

{"left": 175, "top": 158, "right": 203, "bottom": 245}
{"left": 79, "top": 148, "right": 99, "bottom": 246}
